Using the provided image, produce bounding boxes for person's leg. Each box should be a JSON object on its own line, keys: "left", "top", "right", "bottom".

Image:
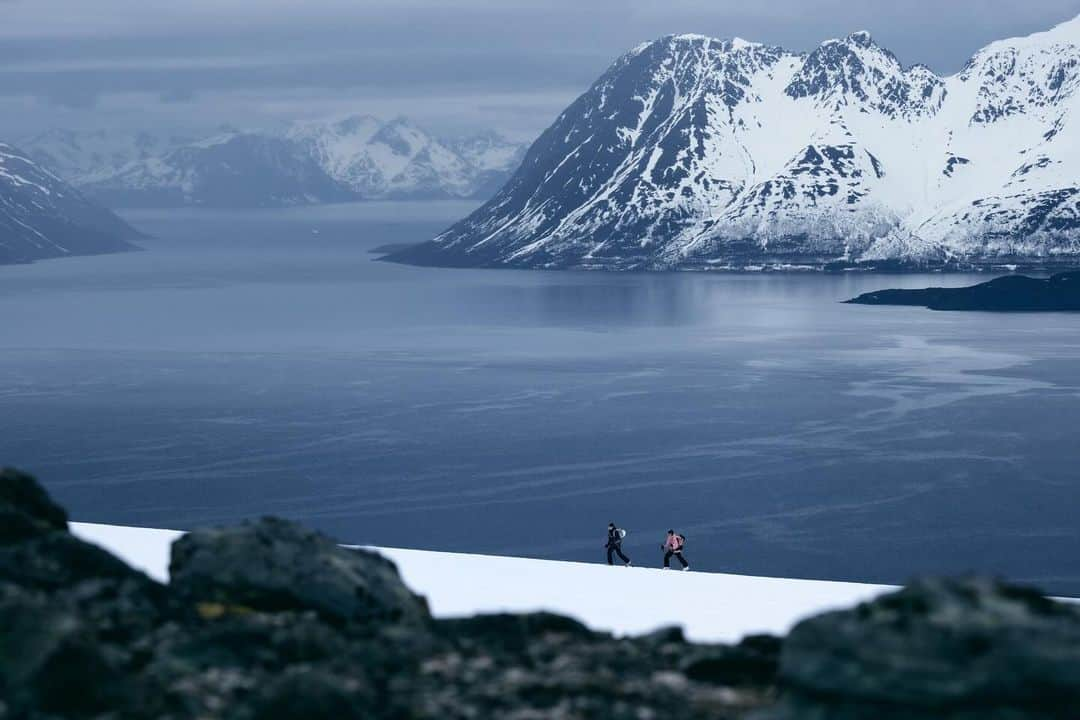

{"left": 607, "top": 546, "right": 615, "bottom": 565}
{"left": 676, "top": 551, "right": 688, "bottom": 568}
{"left": 663, "top": 550, "right": 672, "bottom": 568}
{"left": 616, "top": 546, "right": 630, "bottom": 564}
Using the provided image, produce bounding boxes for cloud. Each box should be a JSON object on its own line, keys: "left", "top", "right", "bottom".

{"left": 42, "top": 85, "right": 99, "bottom": 109}
{"left": 1, "top": 0, "right": 1078, "bottom": 139}
{"left": 159, "top": 88, "right": 197, "bottom": 104}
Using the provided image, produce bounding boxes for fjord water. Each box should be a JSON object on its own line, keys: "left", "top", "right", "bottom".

{"left": 3, "top": 203, "right": 1079, "bottom": 593}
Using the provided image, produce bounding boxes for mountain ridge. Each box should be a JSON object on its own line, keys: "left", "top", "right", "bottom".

{"left": 0, "top": 142, "right": 142, "bottom": 265}
{"left": 390, "top": 15, "right": 1080, "bottom": 271}
{"left": 19, "top": 118, "right": 527, "bottom": 208}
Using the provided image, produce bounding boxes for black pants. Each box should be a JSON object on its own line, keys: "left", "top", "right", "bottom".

{"left": 664, "top": 550, "right": 688, "bottom": 568}
{"left": 607, "top": 545, "right": 630, "bottom": 565}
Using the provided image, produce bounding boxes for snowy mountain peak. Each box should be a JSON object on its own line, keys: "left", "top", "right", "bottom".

{"left": 959, "top": 15, "right": 1080, "bottom": 126}
{"left": 786, "top": 31, "right": 944, "bottom": 117}
{"left": 291, "top": 116, "right": 526, "bottom": 201}
{"left": 369, "top": 117, "right": 428, "bottom": 156}
{"left": 656, "top": 33, "right": 762, "bottom": 53}
{"left": 390, "top": 16, "right": 1080, "bottom": 271}
{"left": 331, "top": 114, "right": 382, "bottom": 136}
{"left": 845, "top": 30, "right": 875, "bottom": 48}
{"left": 660, "top": 33, "right": 715, "bottom": 44}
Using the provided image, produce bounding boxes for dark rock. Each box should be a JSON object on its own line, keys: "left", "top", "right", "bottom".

{"left": 0, "top": 467, "right": 68, "bottom": 543}
{"left": 845, "top": 270, "right": 1080, "bottom": 311}
{"left": 639, "top": 624, "right": 687, "bottom": 645}
{"left": 0, "top": 469, "right": 150, "bottom": 592}
{"left": 0, "top": 470, "right": 168, "bottom": 715}
{"left": 684, "top": 634, "right": 781, "bottom": 686}
{"left": 169, "top": 516, "right": 430, "bottom": 627}
{"left": 246, "top": 666, "right": 376, "bottom": 720}
{"left": 0, "top": 583, "right": 132, "bottom": 717}
{"left": 0, "top": 531, "right": 149, "bottom": 591}
{"left": 438, "top": 611, "right": 597, "bottom": 652}
{"left": 770, "top": 577, "right": 1080, "bottom": 718}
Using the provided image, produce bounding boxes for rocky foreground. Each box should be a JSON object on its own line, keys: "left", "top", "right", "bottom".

{"left": 2, "top": 467, "right": 1079, "bottom": 719}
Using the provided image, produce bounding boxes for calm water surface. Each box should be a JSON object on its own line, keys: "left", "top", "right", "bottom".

{"left": 3, "top": 202, "right": 1079, "bottom": 592}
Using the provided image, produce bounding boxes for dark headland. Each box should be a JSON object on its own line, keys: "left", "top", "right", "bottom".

{"left": 846, "top": 271, "right": 1080, "bottom": 311}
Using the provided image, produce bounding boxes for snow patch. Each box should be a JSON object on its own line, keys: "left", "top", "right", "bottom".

{"left": 71, "top": 522, "right": 891, "bottom": 643}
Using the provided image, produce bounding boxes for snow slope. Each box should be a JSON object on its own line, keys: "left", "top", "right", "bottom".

{"left": 71, "top": 522, "right": 891, "bottom": 642}
{"left": 0, "top": 143, "right": 141, "bottom": 264}
{"left": 395, "top": 15, "right": 1080, "bottom": 270}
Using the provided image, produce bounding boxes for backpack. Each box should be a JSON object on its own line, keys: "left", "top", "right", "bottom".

{"left": 676, "top": 533, "right": 686, "bottom": 548}
{"left": 618, "top": 528, "right": 627, "bottom": 539}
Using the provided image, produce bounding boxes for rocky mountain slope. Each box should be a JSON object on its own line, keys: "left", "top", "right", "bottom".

{"left": 0, "top": 143, "right": 141, "bottom": 265}
{"left": 391, "top": 16, "right": 1080, "bottom": 271}
{"left": 3, "top": 466, "right": 1079, "bottom": 719}
{"left": 19, "top": 118, "right": 526, "bottom": 208}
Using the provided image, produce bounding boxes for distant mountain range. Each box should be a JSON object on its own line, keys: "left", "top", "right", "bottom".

{"left": 391, "top": 15, "right": 1080, "bottom": 271}
{"left": 18, "top": 118, "right": 527, "bottom": 209}
{"left": 0, "top": 143, "right": 141, "bottom": 265}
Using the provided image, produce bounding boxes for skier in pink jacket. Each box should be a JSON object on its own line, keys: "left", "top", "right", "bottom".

{"left": 662, "top": 530, "right": 689, "bottom": 570}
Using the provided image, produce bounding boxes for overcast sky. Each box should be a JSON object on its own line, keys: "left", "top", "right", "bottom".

{"left": 3, "top": 0, "right": 1079, "bottom": 141}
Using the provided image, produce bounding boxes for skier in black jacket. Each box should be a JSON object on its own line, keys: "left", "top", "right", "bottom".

{"left": 605, "top": 522, "right": 631, "bottom": 566}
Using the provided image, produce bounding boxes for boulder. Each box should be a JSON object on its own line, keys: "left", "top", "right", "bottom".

{"left": 0, "top": 469, "right": 149, "bottom": 591}
{"left": 0, "top": 467, "right": 68, "bottom": 544}
{"left": 774, "top": 577, "right": 1080, "bottom": 717}
{"left": 0, "top": 532, "right": 150, "bottom": 591}
{"left": 169, "top": 517, "right": 430, "bottom": 627}
{"left": 246, "top": 666, "right": 376, "bottom": 720}
{"left": 683, "top": 634, "right": 781, "bottom": 687}
{"left": 438, "top": 611, "right": 597, "bottom": 653}
{"left": 0, "top": 583, "right": 131, "bottom": 717}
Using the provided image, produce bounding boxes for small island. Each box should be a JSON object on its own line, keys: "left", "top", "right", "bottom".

{"left": 846, "top": 271, "right": 1080, "bottom": 311}
{"left": 369, "top": 241, "right": 423, "bottom": 256}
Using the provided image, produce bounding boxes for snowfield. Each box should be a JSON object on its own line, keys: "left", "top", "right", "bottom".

{"left": 71, "top": 522, "right": 892, "bottom": 643}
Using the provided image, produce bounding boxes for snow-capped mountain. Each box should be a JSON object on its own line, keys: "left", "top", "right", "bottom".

{"left": 20, "top": 118, "right": 526, "bottom": 208}
{"left": 392, "top": 16, "right": 1080, "bottom": 270}
{"left": 288, "top": 116, "right": 526, "bottom": 200}
{"left": 17, "top": 128, "right": 198, "bottom": 186}
{"left": 80, "top": 132, "right": 357, "bottom": 209}
{"left": 0, "top": 143, "right": 141, "bottom": 265}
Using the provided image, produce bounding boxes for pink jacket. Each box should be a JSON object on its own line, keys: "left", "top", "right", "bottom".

{"left": 665, "top": 535, "right": 683, "bottom": 551}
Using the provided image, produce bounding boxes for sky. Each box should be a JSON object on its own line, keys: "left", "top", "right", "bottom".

{"left": 3, "top": 0, "right": 1079, "bottom": 141}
